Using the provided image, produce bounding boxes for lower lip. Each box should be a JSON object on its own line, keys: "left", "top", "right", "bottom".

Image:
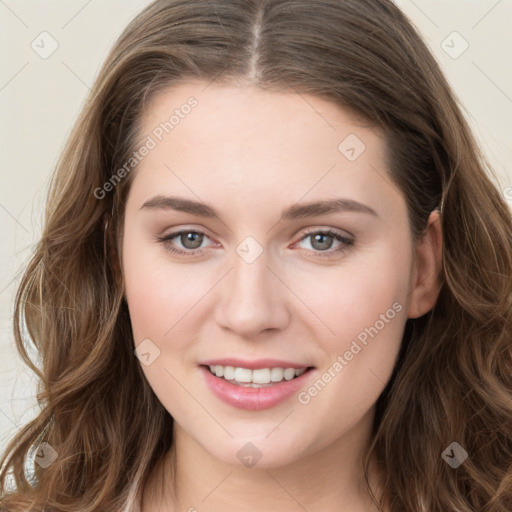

{"left": 199, "top": 366, "right": 314, "bottom": 410}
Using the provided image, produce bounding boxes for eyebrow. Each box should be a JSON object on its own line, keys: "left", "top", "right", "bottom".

{"left": 140, "top": 195, "right": 378, "bottom": 220}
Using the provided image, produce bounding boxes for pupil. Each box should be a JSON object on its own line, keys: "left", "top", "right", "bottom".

{"left": 182, "top": 232, "right": 203, "bottom": 249}
{"left": 312, "top": 233, "right": 332, "bottom": 250}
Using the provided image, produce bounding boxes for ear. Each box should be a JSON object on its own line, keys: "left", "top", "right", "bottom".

{"left": 407, "top": 209, "right": 443, "bottom": 318}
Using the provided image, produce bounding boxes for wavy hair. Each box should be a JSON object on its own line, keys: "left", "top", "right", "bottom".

{"left": 1, "top": 0, "right": 511, "bottom": 510}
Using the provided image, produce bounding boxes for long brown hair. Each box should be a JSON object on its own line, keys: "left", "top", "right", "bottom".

{"left": 1, "top": 0, "right": 511, "bottom": 510}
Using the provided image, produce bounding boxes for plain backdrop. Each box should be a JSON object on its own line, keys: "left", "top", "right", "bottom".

{"left": 1, "top": 0, "right": 511, "bottom": 458}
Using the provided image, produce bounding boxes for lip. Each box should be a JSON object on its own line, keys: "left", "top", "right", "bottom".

{"left": 199, "top": 365, "right": 315, "bottom": 410}
{"left": 201, "top": 358, "right": 310, "bottom": 370}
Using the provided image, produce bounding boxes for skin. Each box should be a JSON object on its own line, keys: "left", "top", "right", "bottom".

{"left": 121, "top": 81, "right": 442, "bottom": 511}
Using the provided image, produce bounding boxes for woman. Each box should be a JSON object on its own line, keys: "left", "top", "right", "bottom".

{"left": 1, "top": 0, "right": 511, "bottom": 510}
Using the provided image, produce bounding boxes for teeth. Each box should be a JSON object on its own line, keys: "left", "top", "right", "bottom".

{"left": 234, "top": 367, "right": 252, "bottom": 383}
{"left": 283, "top": 368, "right": 296, "bottom": 380}
{"left": 270, "top": 368, "right": 284, "bottom": 382}
{"left": 207, "top": 365, "right": 307, "bottom": 384}
{"left": 253, "top": 368, "right": 271, "bottom": 384}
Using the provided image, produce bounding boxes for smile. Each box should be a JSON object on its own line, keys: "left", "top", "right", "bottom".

{"left": 206, "top": 365, "right": 307, "bottom": 387}
{"left": 200, "top": 363, "right": 315, "bottom": 410}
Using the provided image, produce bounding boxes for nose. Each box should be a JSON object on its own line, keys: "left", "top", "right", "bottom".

{"left": 214, "top": 249, "right": 291, "bottom": 338}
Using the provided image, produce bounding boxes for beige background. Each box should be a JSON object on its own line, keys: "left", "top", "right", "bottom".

{"left": 1, "top": 0, "right": 511, "bottom": 456}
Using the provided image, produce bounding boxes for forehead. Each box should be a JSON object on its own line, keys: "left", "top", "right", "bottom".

{"left": 128, "top": 81, "right": 403, "bottom": 223}
{"left": 138, "top": 80, "right": 380, "bottom": 162}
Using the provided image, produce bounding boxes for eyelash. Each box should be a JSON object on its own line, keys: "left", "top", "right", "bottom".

{"left": 156, "top": 228, "right": 354, "bottom": 259}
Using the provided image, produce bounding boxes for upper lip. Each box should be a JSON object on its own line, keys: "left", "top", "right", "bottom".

{"left": 200, "top": 358, "right": 313, "bottom": 370}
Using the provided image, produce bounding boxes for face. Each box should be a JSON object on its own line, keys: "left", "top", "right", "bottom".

{"left": 121, "top": 81, "right": 421, "bottom": 468}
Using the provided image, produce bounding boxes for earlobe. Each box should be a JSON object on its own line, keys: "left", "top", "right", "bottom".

{"left": 407, "top": 210, "right": 443, "bottom": 319}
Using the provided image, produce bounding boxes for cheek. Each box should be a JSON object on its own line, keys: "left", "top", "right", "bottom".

{"left": 287, "top": 242, "right": 412, "bottom": 343}
{"left": 121, "top": 232, "right": 206, "bottom": 416}
{"left": 123, "top": 238, "right": 167, "bottom": 340}
{"left": 292, "top": 245, "right": 411, "bottom": 428}
{"left": 289, "top": 243, "right": 411, "bottom": 407}
{"left": 122, "top": 226, "right": 211, "bottom": 341}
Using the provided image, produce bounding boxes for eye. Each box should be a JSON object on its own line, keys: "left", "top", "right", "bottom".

{"left": 293, "top": 229, "right": 354, "bottom": 258}
{"left": 156, "top": 229, "right": 215, "bottom": 256}
{"left": 156, "top": 228, "right": 354, "bottom": 259}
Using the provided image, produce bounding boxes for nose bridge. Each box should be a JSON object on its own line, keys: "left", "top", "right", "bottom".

{"left": 215, "top": 243, "right": 289, "bottom": 336}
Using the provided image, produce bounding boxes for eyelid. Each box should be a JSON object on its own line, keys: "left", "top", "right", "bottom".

{"left": 295, "top": 226, "right": 354, "bottom": 242}
{"left": 290, "top": 227, "right": 354, "bottom": 258}
{"left": 155, "top": 227, "right": 218, "bottom": 256}
{"left": 156, "top": 226, "right": 354, "bottom": 258}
